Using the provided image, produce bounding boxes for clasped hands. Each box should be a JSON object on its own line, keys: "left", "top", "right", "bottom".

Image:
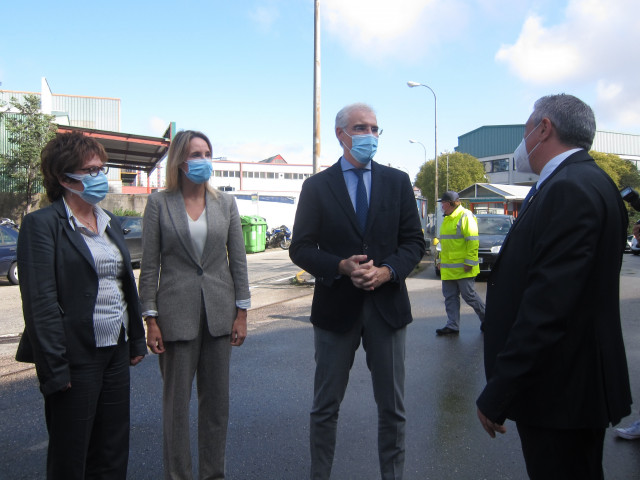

{"left": 339, "top": 255, "right": 391, "bottom": 291}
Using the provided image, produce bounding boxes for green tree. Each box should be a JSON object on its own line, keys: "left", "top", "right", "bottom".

{"left": 590, "top": 150, "right": 640, "bottom": 228}
{"left": 415, "top": 152, "right": 487, "bottom": 213}
{"left": 0, "top": 94, "right": 57, "bottom": 219}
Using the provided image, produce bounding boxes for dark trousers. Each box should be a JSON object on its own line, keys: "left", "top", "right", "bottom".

{"left": 516, "top": 423, "right": 605, "bottom": 480}
{"left": 44, "top": 332, "right": 131, "bottom": 480}
{"left": 310, "top": 296, "right": 406, "bottom": 480}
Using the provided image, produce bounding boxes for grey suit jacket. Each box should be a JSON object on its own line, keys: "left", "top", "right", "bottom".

{"left": 139, "top": 190, "right": 250, "bottom": 341}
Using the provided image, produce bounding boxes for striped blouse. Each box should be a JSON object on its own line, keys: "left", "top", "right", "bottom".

{"left": 63, "top": 198, "right": 129, "bottom": 347}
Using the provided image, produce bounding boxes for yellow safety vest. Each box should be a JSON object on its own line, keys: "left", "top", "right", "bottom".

{"left": 439, "top": 205, "right": 480, "bottom": 280}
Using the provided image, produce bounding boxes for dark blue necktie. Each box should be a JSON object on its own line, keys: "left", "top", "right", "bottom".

{"left": 519, "top": 184, "right": 537, "bottom": 217}
{"left": 353, "top": 168, "right": 368, "bottom": 231}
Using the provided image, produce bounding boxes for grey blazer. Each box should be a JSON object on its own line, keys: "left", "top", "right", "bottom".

{"left": 139, "top": 190, "right": 250, "bottom": 341}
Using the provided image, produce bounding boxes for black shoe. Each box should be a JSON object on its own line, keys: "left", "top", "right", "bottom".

{"left": 436, "top": 326, "right": 459, "bottom": 336}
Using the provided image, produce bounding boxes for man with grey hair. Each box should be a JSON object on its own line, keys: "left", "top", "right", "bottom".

{"left": 476, "top": 94, "right": 631, "bottom": 479}
{"left": 290, "top": 103, "right": 425, "bottom": 479}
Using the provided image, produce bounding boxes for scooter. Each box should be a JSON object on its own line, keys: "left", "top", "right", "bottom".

{"left": 266, "top": 225, "right": 292, "bottom": 249}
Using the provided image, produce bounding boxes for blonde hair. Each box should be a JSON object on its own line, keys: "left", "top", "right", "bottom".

{"left": 165, "top": 130, "right": 218, "bottom": 196}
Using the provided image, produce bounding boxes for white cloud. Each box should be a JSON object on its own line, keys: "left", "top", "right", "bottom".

{"left": 322, "top": 0, "right": 469, "bottom": 62}
{"left": 148, "top": 116, "right": 168, "bottom": 136}
{"left": 495, "top": 15, "right": 584, "bottom": 84}
{"left": 249, "top": 5, "right": 280, "bottom": 32}
{"left": 495, "top": 0, "right": 640, "bottom": 128}
{"left": 218, "top": 140, "right": 314, "bottom": 165}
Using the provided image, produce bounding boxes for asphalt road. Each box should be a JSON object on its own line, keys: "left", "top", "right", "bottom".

{"left": 1, "top": 253, "right": 640, "bottom": 479}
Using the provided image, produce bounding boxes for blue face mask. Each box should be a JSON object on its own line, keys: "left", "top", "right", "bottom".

{"left": 184, "top": 159, "right": 213, "bottom": 184}
{"left": 64, "top": 171, "right": 109, "bottom": 204}
{"left": 344, "top": 132, "right": 378, "bottom": 165}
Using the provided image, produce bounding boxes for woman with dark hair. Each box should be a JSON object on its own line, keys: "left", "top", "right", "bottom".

{"left": 139, "top": 130, "right": 250, "bottom": 479}
{"left": 15, "top": 132, "right": 147, "bottom": 479}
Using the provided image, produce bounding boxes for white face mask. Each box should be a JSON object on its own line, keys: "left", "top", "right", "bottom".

{"left": 514, "top": 122, "right": 541, "bottom": 173}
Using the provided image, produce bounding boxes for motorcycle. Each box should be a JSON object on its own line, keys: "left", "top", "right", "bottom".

{"left": 266, "top": 225, "right": 292, "bottom": 250}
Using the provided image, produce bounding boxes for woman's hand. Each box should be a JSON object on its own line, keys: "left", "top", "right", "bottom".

{"left": 145, "top": 317, "right": 165, "bottom": 354}
{"left": 231, "top": 309, "right": 247, "bottom": 346}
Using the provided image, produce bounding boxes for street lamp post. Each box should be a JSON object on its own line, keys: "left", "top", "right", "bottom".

{"left": 407, "top": 81, "right": 438, "bottom": 213}
{"left": 446, "top": 154, "right": 449, "bottom": 191}
{"left": 409, "top": 139, "right": 427, "bottom": 167}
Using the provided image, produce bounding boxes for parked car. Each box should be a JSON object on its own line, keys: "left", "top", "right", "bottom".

{"left": 631, "top": 236, "right": 640, "bottom": 255}
{"left": 431, "top": 214, "right": 514, "bottom": 277}
{"left": 626, "top": 235, "right": 633, "bottom": 253}
{"left": 0, "top": 218, "right": 19, "bottom": 285}
{"left": 118, "top": 216, "right": 143, "bottom": 266}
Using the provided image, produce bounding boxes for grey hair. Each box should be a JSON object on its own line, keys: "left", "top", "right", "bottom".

{"left": 335, "top": 103, "right": 376, "bottom": 129}
{"left": 335, "top": 103, "right": 376, "bottom": 145}
{"left": 530, "top": 94, "right": 596, "bottom": 150}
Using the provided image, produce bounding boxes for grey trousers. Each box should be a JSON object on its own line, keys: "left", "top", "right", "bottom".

{"left": 159, "top": 317, "right": 232, "bottom": 480}
{"left": 442, "top": 277, "right": 485, "bottom": 330}
{"left": 310, "top": 296, "right": 406, "bottom": 480}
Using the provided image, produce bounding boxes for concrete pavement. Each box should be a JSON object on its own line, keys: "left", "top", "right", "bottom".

{"left": 1, "top": 255, "right": 640, "bottom": 478}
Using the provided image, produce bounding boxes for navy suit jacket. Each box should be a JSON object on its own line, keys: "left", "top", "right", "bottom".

{"left": 476, "top": 150, "right": 632, "bottom": 428}
{"left": 15, "top": 198, "right": 147, "bottom": 396}
{"left": 289, "top": 160, "right": 425, "bottom": 333}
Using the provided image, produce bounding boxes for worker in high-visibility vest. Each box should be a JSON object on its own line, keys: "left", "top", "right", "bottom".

{"left": 436, "top": 191, "right": 485, "bottom": 335}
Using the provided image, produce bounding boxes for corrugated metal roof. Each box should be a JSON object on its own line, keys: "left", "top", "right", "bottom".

{"left": 56, "top": 125, "right": 170, "bottom": 174}
{"left": 1, "top": 90, "right": 120, "bottom": 132}
{"left": 459, "top": 183, "right": 531, "bottom": 200}
{"left": 456, "top": 125, "right": 525, "bottom": 158}
{"left": 457, "top": 125, "right": 640, "bottom": 160}
{"left": 593, "top": 131, "right": 640, "bottom": 157}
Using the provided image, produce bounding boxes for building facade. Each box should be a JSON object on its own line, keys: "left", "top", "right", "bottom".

{"left": 456, "top": 125, "right": 640, "bottom": 186}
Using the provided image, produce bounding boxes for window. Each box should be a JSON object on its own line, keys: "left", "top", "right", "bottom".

{"left": 485, "top": 158, "right": 510, "bottom": 173}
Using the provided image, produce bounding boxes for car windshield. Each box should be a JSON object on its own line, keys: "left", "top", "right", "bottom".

{"left": 120, "top": 218, "right": 142, "bottom": 234}
{"left": 477, "top": 217, "right": 512, "bottom": 235}
{"left": 0, "top": 224, "right": 19, "bottom": 243}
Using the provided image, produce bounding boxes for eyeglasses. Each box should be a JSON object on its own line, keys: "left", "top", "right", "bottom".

{"left": 351, "top": 125, "right": 383, "bottom": 136}
{"left": 77, "top": 166, "right": 109, "bottom": 177}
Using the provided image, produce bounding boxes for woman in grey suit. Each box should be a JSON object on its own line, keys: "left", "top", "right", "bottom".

{"left": 139, "top": 130, "right": 250, "bottom": 480}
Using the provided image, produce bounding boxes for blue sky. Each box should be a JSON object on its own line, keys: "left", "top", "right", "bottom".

{"left": 2, "top": 0, "right": 639, "bottom": 181}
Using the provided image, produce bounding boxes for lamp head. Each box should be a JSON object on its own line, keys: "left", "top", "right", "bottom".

{"left": 407, "top": 81, "right": 421, "bottom": 87}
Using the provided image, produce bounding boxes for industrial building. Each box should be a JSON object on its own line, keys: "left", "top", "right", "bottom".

{"left": 456, "top": 124, "right": 640, "bottom": 186}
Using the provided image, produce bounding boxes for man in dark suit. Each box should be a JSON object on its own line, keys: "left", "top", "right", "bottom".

{"left": 290, "top": 103, "right": 425, "bottom": 480}
{"left": 476, "top": 94, "right": 632, "bottom": 479}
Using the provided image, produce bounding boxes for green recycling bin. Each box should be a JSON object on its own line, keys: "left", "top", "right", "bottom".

{"left": 241, "top": 215, "right": 267, "bottom": 253}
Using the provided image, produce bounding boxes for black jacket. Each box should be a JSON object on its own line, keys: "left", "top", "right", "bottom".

{"left": 289, "top": 160, "right": 425, "bottom": 332}
{"left": 15, "top": 198, "right": 146, "bottom": 395}
{"left": 476, "top": 150, "right": 631, "bottom": 428}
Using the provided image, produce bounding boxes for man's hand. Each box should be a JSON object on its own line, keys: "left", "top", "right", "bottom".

{"left": 463, "top": 265, "right": 472, "bottom": 272}
{"left": 231, "top": 309, "right": 247, "bottom": 346}
{"left": 338, "top": 255, "right": 369, "bottom": 277}
{"left": 351, "top": 261, "right": 393, "bottom": 291}
{"left": 477, "top": 408, "right": 507, "bottom": 438}
{"left": 145, "top": 317, "right": 165, "bottom": 354}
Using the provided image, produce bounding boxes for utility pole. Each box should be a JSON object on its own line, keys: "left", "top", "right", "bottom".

{"left": 313, "top": 0, "right": 321, "bottom": 174}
